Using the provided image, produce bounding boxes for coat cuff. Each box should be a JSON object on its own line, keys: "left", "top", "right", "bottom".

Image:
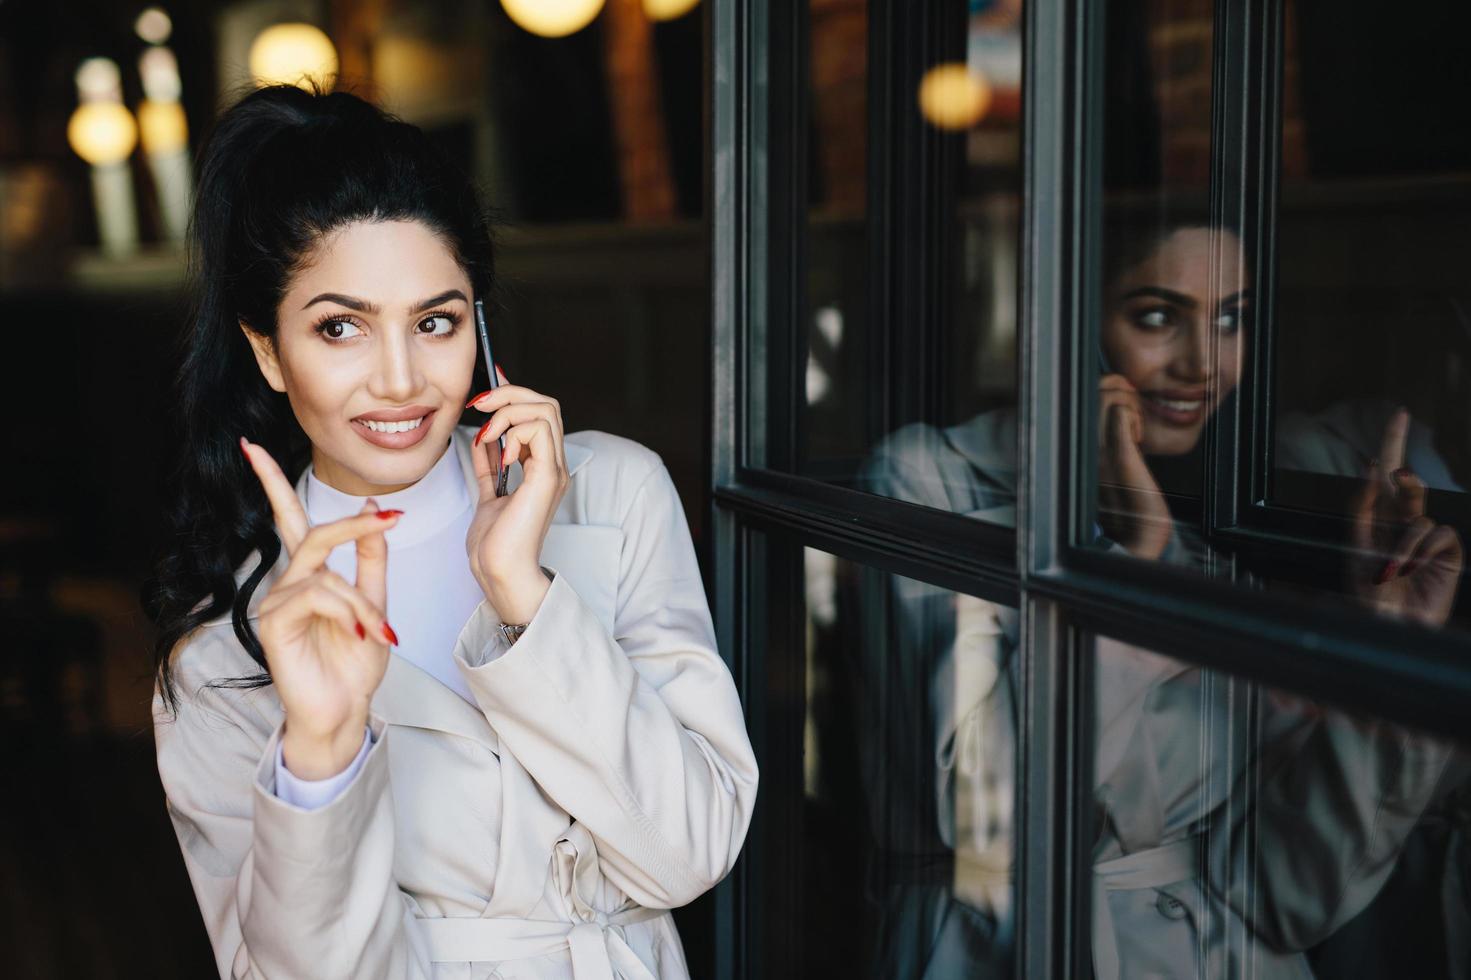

{"left": 452, "top": 566, "right": 606, "bottom": 694}
{"left": 273, "top": 724, "right": 375, "bottom": 810}
{"left": 252, "top": 713, "right": 391, "bottom": 862}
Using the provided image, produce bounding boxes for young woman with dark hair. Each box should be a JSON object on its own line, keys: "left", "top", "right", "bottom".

{"left": 142, "top": 82, "right": 757, "bottom": 980}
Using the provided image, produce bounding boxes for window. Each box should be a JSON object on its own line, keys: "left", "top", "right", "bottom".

{"left": 712, "top": 0, "right": 1471, "bottom": 978}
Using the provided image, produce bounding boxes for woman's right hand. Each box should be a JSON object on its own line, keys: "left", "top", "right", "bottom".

{"left": 1098, "top": 374, "right": 1173, "bottom": 560}
{"left": 240, "top": 437, "right": 400, "bottom": 780}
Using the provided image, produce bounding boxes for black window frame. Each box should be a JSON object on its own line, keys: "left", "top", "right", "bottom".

{"left": 707, "top": 0, "right": 1471, "bottom": 977}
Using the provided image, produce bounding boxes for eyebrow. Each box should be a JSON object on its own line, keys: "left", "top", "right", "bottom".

{"left": 1119, "top": 286, "right": 1251, "bottom": 309}
{"left": 301, "top": 289, "right": 468, "bottom": 315}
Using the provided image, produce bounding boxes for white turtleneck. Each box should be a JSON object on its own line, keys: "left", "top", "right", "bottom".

{"left": 274, "top": 435, "right": 488, "bottom": 808}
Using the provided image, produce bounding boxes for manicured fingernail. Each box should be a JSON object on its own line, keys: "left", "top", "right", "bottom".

{"left": 239, "top": 436, "right": 250, "bottom": 457}
{"left": 1375, "top": 560, "right": 1399, "bottom": 585}
{"left": 355, "top": 621, "right": 366, "bottom": 640}
{"left": 381, "top": 622, "right": 399, "bottom": 646}
{"left": 474, "top": 418, "right": 494, "bottom": 447}
{"left": 376, "top": 509, "right": 404, "bottom": 520}
{"left": 1393, "top": 467, "right": 1413, "bottom": 480}
{"left": 465, "top": 389, "right": 492, "bottom": 408}
{"left": 495, "top": 361, "right": 507, "bottom": 381}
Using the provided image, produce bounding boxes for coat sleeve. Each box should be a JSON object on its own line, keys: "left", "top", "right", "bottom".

{"left": 454, "top": 458, "right": 760, "bottom": 909}
{"left": 153, "top": 669, "right": 434, "bottom": 979}
{"left": 1212, "top": 694, "right": 1464, "bottom": 951}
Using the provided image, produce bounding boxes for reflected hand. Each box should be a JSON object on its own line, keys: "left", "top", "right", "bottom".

{"left": 464, "top": 366, "right": 569, "bottom": 625}
{"left": 1098, "top": 375, "right": 1172, "bottom": 560}
{"left": 239, "top": 438, "right": 398, "bottom": 779}
{"left": 1348, "top": 408, "right": 1464, "bottom": 626}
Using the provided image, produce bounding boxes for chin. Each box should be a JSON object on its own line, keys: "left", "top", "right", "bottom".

{"left": 1141, "top": 427, "right": 1204, "bottom": 457}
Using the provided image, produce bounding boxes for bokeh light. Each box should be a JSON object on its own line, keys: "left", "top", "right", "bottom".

{"left": 74, "top": 58, "right": 123, "bottom": 105}
{"left": 67, "top": 102, "right": 138, "bottom": 166}
{"left": 248, "top": 23, "right": 339, "bottom": 90}
{"left": 137, "top": 100, "right": 188, "bottom": 156}
{"left": 643, "top": 0, "right": 701, "bottom": 20}
{"left": 917, "top": 63, "right": 992, "bottom": 131}
{"left": 134, "top": 7, "right": 173, "bottom": 45}
{"left": 501, "top": 0, "right": 606, "bottom": 38}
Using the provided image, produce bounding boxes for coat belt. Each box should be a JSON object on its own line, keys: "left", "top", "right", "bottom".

{"left": 1091, "top": 835, "right": 1201, "bottom": 980}
{"left": 418, "top": 906, "right": 665, "bottom": 980}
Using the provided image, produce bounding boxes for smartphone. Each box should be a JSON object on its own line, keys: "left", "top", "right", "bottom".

{"left": 473, "top": 299, "right": 509, "bottom": 497}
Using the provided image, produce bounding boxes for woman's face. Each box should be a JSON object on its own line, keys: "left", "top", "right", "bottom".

{"left": 242, "top": 219, "right": 478, "bottom": 495}
{"left": 1102, "top": 227, "right": 1250, "bottom": 456}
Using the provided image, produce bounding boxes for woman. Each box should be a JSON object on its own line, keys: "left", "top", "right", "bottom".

{"left": 142, "top": 84, "right": 757, "bottom": 979}
{"left": 856, "top": 214, "right": 1461, "bottom": 978}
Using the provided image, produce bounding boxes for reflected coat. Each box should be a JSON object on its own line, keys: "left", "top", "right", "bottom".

{"left": 861, "top": 408, "right": 1456, "bottom": 980}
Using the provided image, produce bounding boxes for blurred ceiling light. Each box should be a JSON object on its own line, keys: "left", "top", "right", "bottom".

{"left": 139, "top": 46, "right": 182, "bottom": 102}
{"left": 248, "top": 23, "right": 339, "bottom": 90}
{"left": 643, "top": 0, "right": 700, "bottom": 19}
{"left": 917, "top": 63, "right": 992, "bottom": 131}
{"left": 135, "top": 7, "right": 172, "bottom": 45}
{"left": 75, "top": 57, "right": 123, "bottom": 104}
{"left": 67, "top": 102, "right": 138, "bottom": 166}
{"left": 137, "top": 100, "right": 188, "bottom": 156}
{"left": 501, "top": 0, "right": 605, "bottom": 38}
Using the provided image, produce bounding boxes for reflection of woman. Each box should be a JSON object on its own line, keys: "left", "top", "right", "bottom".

{"left": 142, "top": 85, "right": 757, "bottom": 979}
{"left": 860, "top": 216, "right": 1458, "bottom": 978}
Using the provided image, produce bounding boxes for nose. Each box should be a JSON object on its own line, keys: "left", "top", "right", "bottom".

{"left": 368, "top": 326, "right": 423, "bottom": 402}
{"left": 1171, "top": 314, "right": 1211, "bottom": 382}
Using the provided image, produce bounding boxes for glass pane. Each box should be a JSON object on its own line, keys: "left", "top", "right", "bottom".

{"left": 752, "top": 537, "right": 1017, "bottom": 977}
{"left": 1089, "top": 630, "right": 1471, "bottom": 978}
{"left": 1083, "top": 0, "right": 1471, "bottom": 636}
{"left": 758, "top": 0, "right": 1023, "bottom": 528}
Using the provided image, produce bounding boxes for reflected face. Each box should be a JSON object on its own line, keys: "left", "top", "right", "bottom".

{"left": 241, "top": 219, "right": 478, "bottom": 495}
{"left": 1102, "top": 227, "right": 1250, "bottom": 456}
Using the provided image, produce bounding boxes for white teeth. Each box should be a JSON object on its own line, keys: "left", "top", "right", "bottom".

{"left": 361, "top": 415, "right": 425, "bottom": 433}
{"left": 1147, "top": 396, "right": 1203, "bottom": 412}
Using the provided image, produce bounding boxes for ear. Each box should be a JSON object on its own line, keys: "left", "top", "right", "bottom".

{"left": 239, "top": 320, "right": 287, "bottom": 393}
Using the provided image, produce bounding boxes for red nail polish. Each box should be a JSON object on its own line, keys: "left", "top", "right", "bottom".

{"left": 465, "top": 389, "right": 492, "bottom": 408}
{"left": 1375, "top": 560, "right": 1400, "bottom": 585}
{"left": 474, "top": 418, "right": 494, "bottom": 447}
{"left": 376, "top": 509, "right": 404, "bottom": 520}
{"left": 355, "top": 622, "right": 366, "bottom": 640}
{"left": 495, "top": 361, "right": 507, "bottom": 381}
{"left": 238, "top": 436, "right": 249, "bottom": 457}
{"left": 382, "top": 622, "right": 399, "bottom": 646}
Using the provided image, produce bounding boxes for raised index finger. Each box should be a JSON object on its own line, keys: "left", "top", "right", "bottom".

{"left": 240, "top": 437, "right": 309, "bottom": 554}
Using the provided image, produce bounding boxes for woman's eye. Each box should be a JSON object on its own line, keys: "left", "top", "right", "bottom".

{"left": 419, "top": 314, "right": 456, "bottom": 336}
{"left": 319, "top": 319, "right": 363, "bottom": 341}
{"left": 1135, "top": 307, "right": 1173, "bottom": 329}
{"left": 1217, "top": 309, "right": 1247, "bottom": 333}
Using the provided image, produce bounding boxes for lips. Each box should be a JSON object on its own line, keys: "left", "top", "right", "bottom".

{"left": 1140, "top": 391, "right": 1207, "bottom": 426}
{"left": 351, "top": 408, "right": 436, "bottom": 449}
{"left": 353, "top": 404, "right": 437, "bottom": 423}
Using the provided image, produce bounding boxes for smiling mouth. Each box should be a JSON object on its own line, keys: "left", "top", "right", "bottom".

{"left": 1142, "top": 394, "right": 1204, "bottom": 413}
{"left": 355, "top": 414, "right": 430, "bottom": 434}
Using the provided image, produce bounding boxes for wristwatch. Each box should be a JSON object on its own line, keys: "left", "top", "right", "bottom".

{"left": 497, "top": 568, "right": 554, "bottom": 646}
{"left": 497, "top": 622, "right": 530, "bottom": 646}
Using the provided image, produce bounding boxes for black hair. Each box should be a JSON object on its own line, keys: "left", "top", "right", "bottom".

{"left": 141, "top": 80, "right": 497, "bottom": 716}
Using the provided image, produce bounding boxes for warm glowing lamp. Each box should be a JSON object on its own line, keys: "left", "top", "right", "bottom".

{"left": 67, "top": 91, "right": 141, "bottom": 257}
{"left": 643, "top": 0, "right": 700, "bottom": 20}
{"left": 248, "top": 23, "right": 339, "bottom": 90}
{"left": 917, "top": 63, "right": 992, "bottom": 131}
{"left": 137, "top": 100, "right": 187, "bottom": 156}
{"left": 501, "top": 0, "right": 605, "bottom": 38}
{"left": 67, "top": 103, "right": 137, "bottom": 166}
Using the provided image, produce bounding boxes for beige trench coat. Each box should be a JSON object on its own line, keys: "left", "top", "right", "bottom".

{"left": 153, "top": 425, "right": 759, "bottom": 980}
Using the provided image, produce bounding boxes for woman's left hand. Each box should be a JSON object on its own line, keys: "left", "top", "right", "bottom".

{"left": 465, "top": 367, "right": 569, "bottom": 625}
{"left": 1348, "top": 408, "right": 1465, "bottom": 627}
